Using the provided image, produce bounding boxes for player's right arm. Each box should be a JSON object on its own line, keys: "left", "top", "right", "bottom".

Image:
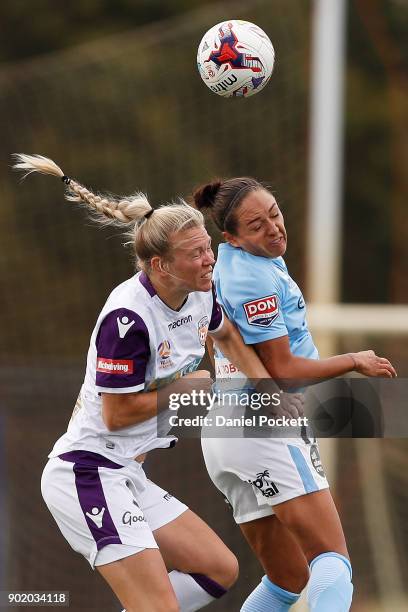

{"left": 93, "top": 307, "right": 154, "bottom": 430}
{"left": 94, "top": 308, "right": 212, "bottom": 431}
{"left": 102, "top": 371, "right": 212, "bottom": 431}
{"left": 102, "top": 390, "right": 157, "bottom": 431}
{"left": 255, "top": 336, "right": 397, "bottom": 384}
{"left": 225, "top": 266, "right": 396, "bottom": 386}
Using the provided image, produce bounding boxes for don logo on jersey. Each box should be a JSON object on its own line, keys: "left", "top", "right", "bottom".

{"left": 243, "top": 294, "right": 279, "bottom": 327}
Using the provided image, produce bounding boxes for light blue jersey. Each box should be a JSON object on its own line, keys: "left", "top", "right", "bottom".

{"left": 214, "top": 243, "right": 318, "bottom": 360}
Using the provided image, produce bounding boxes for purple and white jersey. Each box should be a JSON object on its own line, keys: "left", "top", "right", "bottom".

{"left": 49, "top": 271, "right": 223, "bottom": 464}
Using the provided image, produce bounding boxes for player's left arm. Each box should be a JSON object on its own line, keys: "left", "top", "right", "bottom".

{"left": 207, "top": 281, "right": 271, "bottom": 379}
{"left": 209, "top": 314, "right": 270, "bottom": 379}
{"left": 205, "top": 336, "right": 216, "bottom": 372}
{"left": 210, "top": 317, "right": 303, "bottom": 418}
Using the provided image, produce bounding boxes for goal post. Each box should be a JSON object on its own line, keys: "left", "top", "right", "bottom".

{"left": 308, "top": 304, "right": 408, "bottom": 334}
{"left": 297, "top": 1, "right": 408, "bottom": 610}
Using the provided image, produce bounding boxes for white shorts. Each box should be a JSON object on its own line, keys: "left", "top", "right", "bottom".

{"left": 201, "top": 436, "right": 329, "bottom": 524}
{"left": 41, "top": 451, "right": 188, "bottom": 568}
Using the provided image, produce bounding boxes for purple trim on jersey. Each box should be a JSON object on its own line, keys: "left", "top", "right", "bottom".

{"left": 72, "top": 460, "right": 122, "bottom": 551}
{"left": 209, "top": 283, "right": 223, "bottom": 331}
{"left": 139, "top": 271, "right": 156, "bottom": 297}
{"left": 190, "top": 573, "right": 227, "bottom": 599}
{"left": 59, "top": 451, "right": 124, "bottom": 469}
{"left": 95, "top": 308, "right": 150, "bottom": 390}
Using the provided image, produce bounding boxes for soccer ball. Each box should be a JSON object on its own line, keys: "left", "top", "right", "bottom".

{"left": 197, "top": 20, "right": 275, "bottom": 98}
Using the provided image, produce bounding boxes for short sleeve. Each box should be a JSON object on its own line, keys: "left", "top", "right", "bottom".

{"left": 95, "top": 308, "right": 150, "bottom": 393}
{"left": 208, "top": 282, "right": 224, "bottom": 332}
{"left": 227, "top": 265, "right": 288, "bottom": 344}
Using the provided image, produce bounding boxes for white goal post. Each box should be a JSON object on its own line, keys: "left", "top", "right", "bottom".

{"left": 295, "top": 0, "right": 408, "bottom": 609}
{"left": 307, "top": 304, "right": 408, "bottom": 334}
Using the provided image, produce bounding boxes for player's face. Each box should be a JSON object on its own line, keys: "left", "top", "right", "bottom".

{"left": 225, "top": 190, "right": 287, "bottom": 258}
{"left": 166, "top": 226, "right": 215, "bottom": 292}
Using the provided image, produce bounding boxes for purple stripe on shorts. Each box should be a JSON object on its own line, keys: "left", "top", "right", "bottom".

{"left": 139, "top": 271, "right": 156, "bottom": 297}
{"left": 189, "top": 573, "right": 227, "bottom": 599}
{"left": 59, "top": 451, "right": 124, "bottom": 469}
{"left": 61, "top": 452, "right": 123, "bottom": 551}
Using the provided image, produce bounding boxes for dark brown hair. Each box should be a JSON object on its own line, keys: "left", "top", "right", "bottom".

{"left": 192, "top": 177, "right": 266, "bottom": 234}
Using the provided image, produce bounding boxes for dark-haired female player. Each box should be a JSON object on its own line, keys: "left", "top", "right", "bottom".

{"left": 194, "top": 177, "right": 396, "bottom": 612}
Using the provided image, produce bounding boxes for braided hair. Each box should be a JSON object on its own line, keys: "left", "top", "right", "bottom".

{"left": 13, "top": 154, "right": 204, "bottom": 271}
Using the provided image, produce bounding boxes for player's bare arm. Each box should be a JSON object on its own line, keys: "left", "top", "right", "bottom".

{"left": 102, "top": 371, "right": 213, "bottom": 431}
{"left": 255, "top": 335, "right": 397, "bottom": 384}
{"left": 210, "top": 314, "right": 271, "bottom": 379}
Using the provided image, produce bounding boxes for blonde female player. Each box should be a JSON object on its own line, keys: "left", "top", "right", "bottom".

{"left": 13, "top": 156, "right": 280, "bottom": 612}
{"left": 194, "top": 177, "right": 397, "bottom": 612}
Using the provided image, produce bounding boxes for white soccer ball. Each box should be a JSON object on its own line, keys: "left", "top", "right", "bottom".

{"left": 197, "top": 20, "right": 275, "bottom": 98}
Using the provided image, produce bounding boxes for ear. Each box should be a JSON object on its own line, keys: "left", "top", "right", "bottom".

{"left": 222, "top": 231, "right": 240, "bottom": 248}
{"left": 150, "top": 256, "right": 165, "bottom": 276}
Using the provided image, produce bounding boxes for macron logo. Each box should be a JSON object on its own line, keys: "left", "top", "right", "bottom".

{"left": 86, "top": 507, "right": 105, "bottom": 528}
{"left": 117, "top": 315, "right": 135, "bottom": 338}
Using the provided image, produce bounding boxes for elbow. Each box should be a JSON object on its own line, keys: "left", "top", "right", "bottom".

{"left": 102, "top": 394, "right": 126, "bottom": 431}
{"left": 265, "top": 363, "right": 287, "bottom": 381}
{"left": 102, "top": 411, "right": 122, "bottom": 432}
{"left": 104, "top": 418, "right": 119, "bottom": 432}
{"left": 265, "top": 363, "right": 293, "bottom": 389}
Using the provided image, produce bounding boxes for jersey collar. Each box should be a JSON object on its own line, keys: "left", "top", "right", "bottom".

{"left": 139, "top": 271, "right": 156, "bottom": 297}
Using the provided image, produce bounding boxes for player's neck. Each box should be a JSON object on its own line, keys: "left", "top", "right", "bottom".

{"left": 149, "top": 274, "right": 189, "bottom": 311}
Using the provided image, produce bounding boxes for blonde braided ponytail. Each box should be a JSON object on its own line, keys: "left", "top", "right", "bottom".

{"left": 13, "top": 153, "right": 205, "bottom": 273}
{"left": 12, "top": 153, "right": 151, "bottom": 225}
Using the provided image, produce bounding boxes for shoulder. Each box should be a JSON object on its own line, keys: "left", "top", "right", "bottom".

{"left": 215, "top": 249, "right": 283, "bottom": 303}
{"left": 94, "top": 276, "right": 152, "bottom": 341}
{"left": 98, "top": 308, "right": 149, "bottom": 333}
{"left": 95, "top": 309, "right": 150, "bottom": 360}
{"left": 272, "top": 256, "right": 289, "bottom": 274}
{"left": 189, "top": 285, "right": 216, "bottom": 314}
{"left": 217, "top": 244, "right": 277, "bottom": 275}
{"left": 100, "top": 274, "right": 151, "bottom": 319}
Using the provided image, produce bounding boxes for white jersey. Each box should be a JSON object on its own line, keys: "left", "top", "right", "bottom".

{"left": 49, "top": 271, "right": 223, "bottom": 464}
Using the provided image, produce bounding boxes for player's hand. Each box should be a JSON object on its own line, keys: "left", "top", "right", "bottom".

{"left": 351, "top": 351, "right": 397, "bottom": 378}
{"left": 273, "top": 391, "right": 305, "bottom": 419}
